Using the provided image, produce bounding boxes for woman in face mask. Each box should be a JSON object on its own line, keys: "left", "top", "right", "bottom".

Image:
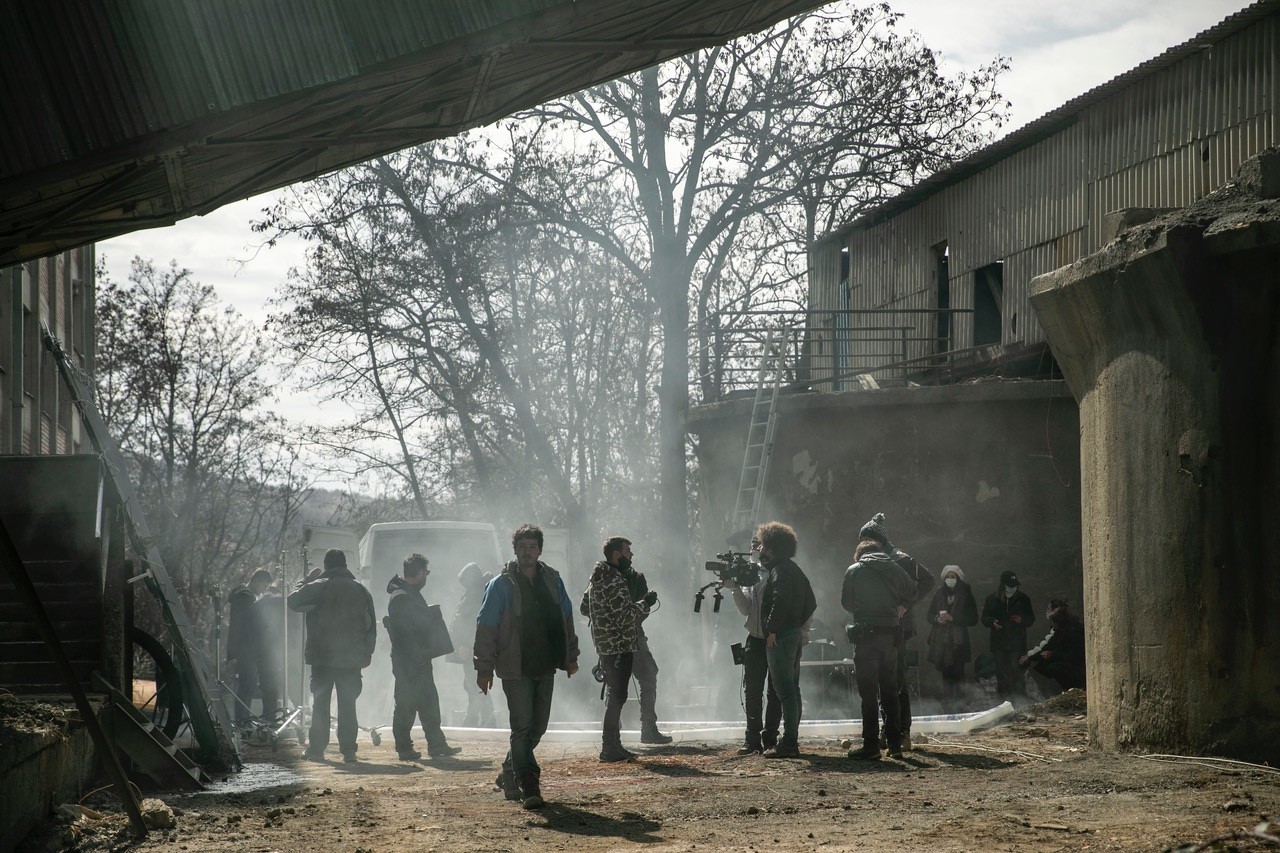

{"left": 925, "top": 566, "right": 980, "bottom": 712}
{"left": 980, "top": 570, "right": 1036, "bottom": 704}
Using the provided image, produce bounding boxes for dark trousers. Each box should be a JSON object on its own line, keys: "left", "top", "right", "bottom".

{"left": 742, "top": 635, "right": 782, "bottom": 748}
{"left": 233, "top": 657, "right": 261, "bottom": 723}
{"left": 501, "top": 674, "right": 555, "bottom": 783}
{"left": 938, "top": 662, "right": 966, "bottom": 710}
{"left": 895, "top": 637, "right": 912, "bottom": 735}
{"left": 766, "top": 627, "right": 803, "bottom": 745}
{"left": 462, "top": 665, "right": 496, "bottom": 726}
{"left": 258, "top": 659, "right": 280, "bottom": 720}
{"left": 309, "top": 665, "right": 363, "bottom": 756}
{"left": 1036, "top": 660, "right": 1085, "bottom": 692}
{"left": 993, "top": 647, "right": 1027, "bottom": 701}
{"left": 632, "top": 634, "right": 660, "bottom": 728}
{"left": 854, "top": 633, "right": 901, "bottom": 749}
{"left": 600, "top": 652, "right": 634, "bottom": 746}
{"left": 392, "top": 663, "right": 447, "bottom": 752}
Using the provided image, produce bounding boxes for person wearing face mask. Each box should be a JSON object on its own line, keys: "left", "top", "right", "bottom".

{"left": 385, "top": 553, "right": 461, "bottom": 761}
{"left": 980, "top": 570, "right": 1036, "bottom": 704}
{"left": 925, "top": 565, "right": 980, "bottom": 711}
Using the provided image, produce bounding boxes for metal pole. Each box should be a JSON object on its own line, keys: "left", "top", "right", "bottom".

{"left": 0, "top": 518, "right": 148, "bottom": 839}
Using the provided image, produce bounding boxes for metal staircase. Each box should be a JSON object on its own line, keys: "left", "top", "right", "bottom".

{"left": 731, "top": 330, "right": 785, "bottom": 536}
{"left": 95, "top": 674, "right": 207, "bottom": 791}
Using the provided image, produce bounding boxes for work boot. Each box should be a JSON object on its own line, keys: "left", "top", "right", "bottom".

{"left": 302, "top": 748, "right": 325, "bottom": 762}
{"left": 901, "top": 731, "right": 912, "bottom": 751}
{"left": 342, "top": 752, "right": 358, "bottom": 765}
{"left": 640, "top": 725, "right": 673, "bottom": 745}
{"left": 736, "top": 742, "right": 763, "bottom": 756}
{"left": 428, "top": 742, "right": 462, "bottom": 758}
{"left": 761, "top": 732, "right": 778, "bottom": 751}
{"left": 495, "top": 770, "right": 521, "bottom": 802}
{"left": 764, "top": 740, "right": 800, "bottom": 758}
{"left": 599, "top": 741, "right": 637, "bottom": 763}
{"left": 518, "top": 773, "right": 544, "bottom": 810}
{"left": 887, "top": 742, "right": 904, "bottom": 759}
{"left": 397, "top": 747, "right": 422, "bottom": 761}
{"left": 848, "top": 746, "right": 881, "bottom": 760}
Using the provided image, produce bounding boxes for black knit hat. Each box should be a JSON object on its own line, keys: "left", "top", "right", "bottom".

{"left": 858, "top": 512, "right": 893, "bottom": 549}
{"left": 999, "top": 570, "right": 1019, "bottom": 587}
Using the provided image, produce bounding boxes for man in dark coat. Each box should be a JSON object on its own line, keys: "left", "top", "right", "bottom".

{"left": 980, "top": 570, "right": 1036, "bottom": 704}
{"left": 288, "top": 548, "right": 376, "bottom": 763}
{"left": 252, "top": 577, "right": 285, "bottom": 721}
{"left": 857, "top": 513, "right": 934, "bottom": 750}
{"left": 451, "top": 562, "right": 496, "bottom": 727}
{"left": 755, "top": 521, "right": 817, "bottom": 758}
{"left": 842, "top": 537, "right": 915, "bottom": 760}
{"left": 226, "top": 568, "right": 273, "bottom": 725}
{"left": 926, "top": 565, "right": 980, "bottom": 711}
{"left": 1021, "top": 598, "right": 1086, "bottom": 694}
{"left": 385, "top": 553, "right": 460, "bottom": 760}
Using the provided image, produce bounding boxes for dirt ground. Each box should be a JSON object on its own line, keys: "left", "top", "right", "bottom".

{"left": 19, "top": 692, "right": 1280, "bottom": 853}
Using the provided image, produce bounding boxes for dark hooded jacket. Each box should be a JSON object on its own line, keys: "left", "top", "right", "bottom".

{"left": 583, "top": 560, "right": 645, "bottom": 655}
{"left": 890, "top": 549, "right": 934, "bottom": 641}
{"left": 225, "top": 584, "right": 260, "bottom": 663}
{"left": 841, "top": 550, "right": 915, "bottom": 629}
{"left": 384, "top": 574, "right": 438, "bottom": 676}
{"left": 925, "top": 578, "right": 980, "bottom": 668}
{"left": 981, "top": 586, "right": 1036, "bottom": 652}
{"left": 288, "top": 564, "right": 376, "bottom": 669}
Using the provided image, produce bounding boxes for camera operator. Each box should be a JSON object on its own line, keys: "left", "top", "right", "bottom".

{"left": 724, "top": 540, "right": 783, "bottom": 755}
{"left": 754, "top": 521, "right": 817, "bottom": 758}
{"left": 583, "top": 536, "right": 651, "bottom": 762}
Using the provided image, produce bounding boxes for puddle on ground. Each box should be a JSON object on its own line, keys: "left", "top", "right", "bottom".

{"left": 199, "top": 762, "right": 308, "bottom": 795}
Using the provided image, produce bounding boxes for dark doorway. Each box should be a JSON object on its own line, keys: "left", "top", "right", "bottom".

{"left": 933, "top": 242, "right": 950, "bottom": 354}
{"left": 974, "top": 261, "right": 1004, "bottom": 347}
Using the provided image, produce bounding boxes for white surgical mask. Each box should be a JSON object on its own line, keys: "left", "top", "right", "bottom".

{"left": 1004, "top": 585, "right": 1018, "bottom": 597}
{"left": 944, "top": 577, "right": 958, "bottom": 589}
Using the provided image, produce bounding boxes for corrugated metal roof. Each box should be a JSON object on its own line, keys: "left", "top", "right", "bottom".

{"left": 0, "top": 0, "right": 824, "bottom": 266}
{"left": 823, "top": 0, "right": 1280, "bottom": 241}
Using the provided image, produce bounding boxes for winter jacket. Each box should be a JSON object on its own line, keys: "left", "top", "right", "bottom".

{"left": 449, "top": 563, "right": 493, "bottom": 658}
{"left": 384, "top": 574, "right": 439, "bottom": 676}
{"left": 287, "top": 565, "right": 376, "bottom": 669}
{"left": 980, "top": 588, "right": 1036, "bottom": 652}
{"left": 252, "top": 589, "right": 285, "bottom": 671}
{"left": 583, "top": 561, "right": 645, "bottom": 655}
{"left": 891, "top": 550, "right": 934, "bottom": 641}
{"left": 473, "top": 561, "right": 580, "bottom": 680}
{"left": 1028, "top": 610, "right": 1085, "bottom": 669}
{"left": 925, "top": 580, "right": 980, "bottom": 668}
{"left": 225, "top": 585, "right": 259, "bottom": 663}
{"left": 619, "top": 565, "right": 652, "bottom": 638}
{"left": 761, "top": 558, "right": 817, "bottom": 636}
{"left": 841, "top": 550, "right": 915, "bottom": 629}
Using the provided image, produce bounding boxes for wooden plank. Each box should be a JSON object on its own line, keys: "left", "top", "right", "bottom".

{"left": 0, "top": 620, "right": 100, "bottom": 642}
{"left": 0, "top": 660, "right": 98, "bottom": 685}
{"left": 0, "top": 639, "right": 101, "bottom": 662}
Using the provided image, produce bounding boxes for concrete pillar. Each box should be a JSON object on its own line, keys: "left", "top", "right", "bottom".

{"left": 1030, "top": 150, "right": 1280, "bottom": 762}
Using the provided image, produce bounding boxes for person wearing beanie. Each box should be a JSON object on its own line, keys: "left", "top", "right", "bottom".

{"left": 288, "top": 548, "right": 377, "bottom": 763}
{"left": 451, "top": 561, "right": 496, "bottom": 727}
{"left": 980, "top": 570, "right": 1036, "bottom": 705}
{"left": 855, "top": 512, "right": 934, "bottom": 751}
{"left": 925, "top": 565, "right": 980, "bottom": 712}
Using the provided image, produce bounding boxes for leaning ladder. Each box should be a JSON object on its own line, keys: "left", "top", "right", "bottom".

{"left": 731, "top": 330, "right": 785, "bottom": 536}
{"left": 43, "top": 327, "right": 239, "bottom": 771}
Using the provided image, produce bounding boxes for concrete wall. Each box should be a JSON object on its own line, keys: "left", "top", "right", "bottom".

{"left": 1030, "top": 149, "right": 1280, "bottom": 762}
{"left": 0, "top": 718, "right": 96, "bottom": 853}
{"left": 689, "top": 380, "right": 1082, "bottom": 699}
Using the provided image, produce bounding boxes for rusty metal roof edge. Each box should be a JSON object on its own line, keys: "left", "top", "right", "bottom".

{"left": 816, "top": 0, "right": 1280, "bottom": 246}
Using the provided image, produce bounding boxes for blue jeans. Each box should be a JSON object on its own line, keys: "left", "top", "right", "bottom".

{"left": 765, "top": 628, "right": 803, "bottom": 744}
{"left": 501, "top": 674, "right": 555, "bottom": 781}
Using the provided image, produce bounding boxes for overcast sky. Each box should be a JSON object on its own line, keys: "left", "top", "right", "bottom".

{"left": 97, "top": 0, "right": 1249, "bottom": 421}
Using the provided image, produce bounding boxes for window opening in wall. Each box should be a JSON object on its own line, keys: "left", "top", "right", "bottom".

{"left": 836, "top": 246, "right": 851, "bottom": 388}
{"left": 933, "top": 242, "right": 950, "bottom": 355}
{"left": 974, "top": 261, "right": 1004, "bottom": 347}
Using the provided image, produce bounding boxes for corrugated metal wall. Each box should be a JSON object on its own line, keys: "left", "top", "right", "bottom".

{"left": 811, "top": 11, "right": 1278, "bottom": 363}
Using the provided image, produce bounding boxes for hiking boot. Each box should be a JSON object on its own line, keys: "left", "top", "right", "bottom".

{"left": 342, "top": 753, "right": 358, "bottom": 765}
{"left": 887, "top": 743, "right": 904, "bottom": 759}
{"left": 736, "top": 743, "right": 763, "bottom": 756}
{"left": 428, "top": 743, "right": 462, "bottom": 758}
{"left": 397, "top": 748, "right": 422, "bottom": 761}
{"left": 848, "top": 746, "right": 881, "bottom": 760}
{"left": 761, "top": 733, "right": 778, "bottom": 751}
{"left": 640, "top": 725, "right": 673, "bottom": 745}
{"left": 518, "top": 773, "right": 544, "bottom": 810}
{"left": 599, "top": 742, "right": 637, "bottom": 763}
{"left": 901, "top": 732, "right": 912, "bottom": 751}
{"left": 765, "top": 741, "right": 800, "bottom": 758}
{"left": 495, "top": 771, "right": 521, "bottom": 802}
{"left": 302, "top": 748, "right": 326, "bottom": 762}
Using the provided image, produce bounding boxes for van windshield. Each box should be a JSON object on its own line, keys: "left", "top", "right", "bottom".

{"left": 368, "top": 529, "right": 501, "bottom": 586}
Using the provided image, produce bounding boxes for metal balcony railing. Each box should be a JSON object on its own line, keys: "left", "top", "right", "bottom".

{"left": 693, "top": 308, "right": 976, "bottom": 404}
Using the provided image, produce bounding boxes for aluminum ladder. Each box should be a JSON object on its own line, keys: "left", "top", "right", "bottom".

{"left": 731, "top": 330, "right": 785, "bottom": 537}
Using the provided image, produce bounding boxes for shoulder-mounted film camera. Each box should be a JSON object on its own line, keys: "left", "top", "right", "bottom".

{"left": 693, "top": 551, "right": 761, "bottom": 613}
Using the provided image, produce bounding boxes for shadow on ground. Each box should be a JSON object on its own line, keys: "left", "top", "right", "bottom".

{"left": 534, "top": 803, "right": 662, "bottom": 842}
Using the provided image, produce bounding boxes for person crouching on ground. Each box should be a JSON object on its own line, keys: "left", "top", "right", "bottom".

{"left": 584, "top": 536, "right": 652, "bottom": 762}
{"left": 1020, "top": 597, "right": 1085, "bottom": 695}
{"left": 842, "top": 537, "right": 914, "bottom": 760}
{"left": 474, "top": 524, "right": 580, "bottom": 810}
{"left": 385, "top": 553, "right": 461, "bottom": 761}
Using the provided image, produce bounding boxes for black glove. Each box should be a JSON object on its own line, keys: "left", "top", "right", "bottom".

{"left": 643, "top": 590, "right": 658, "bottom": 607}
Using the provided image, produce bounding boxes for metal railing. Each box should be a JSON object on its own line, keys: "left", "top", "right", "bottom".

{"left": 693, "top": 308, "right": 976, "bottom": 403}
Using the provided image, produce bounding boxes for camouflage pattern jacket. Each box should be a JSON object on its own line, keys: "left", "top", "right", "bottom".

{"left": 584, "top": 561, "right": 645, "bottom": 656}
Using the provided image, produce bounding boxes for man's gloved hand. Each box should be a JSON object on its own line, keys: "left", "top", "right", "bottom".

{"left": 643, "top": 591, "right": 658, "bottom": 607}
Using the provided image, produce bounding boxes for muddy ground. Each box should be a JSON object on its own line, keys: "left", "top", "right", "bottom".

{"left": 19, "top": 693, "right": 1280, "bottom": 853}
